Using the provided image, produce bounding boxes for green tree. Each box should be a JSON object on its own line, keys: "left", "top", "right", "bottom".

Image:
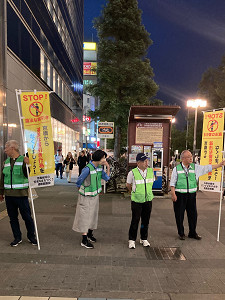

{"left": 171, "top": 125, "right": 186, "bottom": 155}
{"left": 89, "top": 0, "right": 158, "bottom": 160}
{"left": 198, "top": 55, "right": 225, "bottom": 108}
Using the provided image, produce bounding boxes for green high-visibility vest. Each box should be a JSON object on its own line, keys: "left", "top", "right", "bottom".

{"left": 131, "top": 167, "right": 154, "bottom": 203}
{"left": 79, "top": 163, "right": 102, "bottom": 197}
{"left": 3, "top": 156, "right": 29, "bottom": 189}
{"left": 175, "top": 163, "right": 197, "bottom": 193}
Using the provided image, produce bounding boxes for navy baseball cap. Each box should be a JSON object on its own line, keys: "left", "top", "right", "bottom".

{"left": 136, "top": 153, "right": 149, "bottom": 161}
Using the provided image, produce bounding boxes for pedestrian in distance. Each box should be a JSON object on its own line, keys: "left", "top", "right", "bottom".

{"left": 87, "top": 151, "right": 91, "bottom": 163}
{"left": 55, "top": 149, "right": 63, "bottom": 179}
{"left": 170, "top": 150, "right": 225, "bottom": 240}
{"left": 77, "top": 150, "right": 88, "bottom": 176}
{"left": 72, "top": 150, "right": 110, "bottom": 249}
{"left": 74, "top": 150, "right": 78, "bottom": 166}
{"left": 64, "top": 152, "right": 75, "bottom": 183}
{"left": 0, "top": 140, "right": 37, "bottom": 247}
{"left": 126, "top": 153, "right": 155, "bottom": 249}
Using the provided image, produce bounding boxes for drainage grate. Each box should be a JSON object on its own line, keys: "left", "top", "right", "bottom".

{"left": 144, "top": 247, "right": 186, "bottom": 260}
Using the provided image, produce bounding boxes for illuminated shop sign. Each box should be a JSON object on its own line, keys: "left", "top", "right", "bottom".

{"left": 83, "top": 62, "right": 97, "bottom": 75}
{"left": 83, "top": 42, "right": 97, "bottom": 50}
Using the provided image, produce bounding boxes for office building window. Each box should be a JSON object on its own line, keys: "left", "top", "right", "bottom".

{"left": 44, "top": 56, "right": 48, "bottom": 82}
{"left": 40, "top": 51, "right": 45, "bottom": 80}
{"left": 47, "top": 60, "right": 50, "bottom": 86}
{"left": 50, "top": 65, "right": 53, "bottom": 89}
{"left": 58, "top": 78, "right": 62, "bottom": 98}
{"left": 55, "top": 72, "right": 58, "bottom": 94}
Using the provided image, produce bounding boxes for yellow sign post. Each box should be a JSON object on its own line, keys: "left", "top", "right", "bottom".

{"left": 199, "top": 109, "right": 225, "bottom": 242}
{"left": 199, "top": 110, "right": 224, "bottom": 192}
{"left": 16, "top": 89, "right": 55, "bottom": 250}
{"left": 20, "top": 91, "right": 55, "bottom": 188}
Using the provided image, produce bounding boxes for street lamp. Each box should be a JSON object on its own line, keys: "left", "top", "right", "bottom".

{"left": 187, "top": 99, "right": 207, "bottom": 155}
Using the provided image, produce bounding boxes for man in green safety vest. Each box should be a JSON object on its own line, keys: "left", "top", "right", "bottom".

{"left": 170, "top": 150, "right": 225, "bottom": 240}
{"left": 0, "top": 140, "right": 37, "bottom": 247}
{"left": 126, "top": 153, "right": 155, "bottom": 249}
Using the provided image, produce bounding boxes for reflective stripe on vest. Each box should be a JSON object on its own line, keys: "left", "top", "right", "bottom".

{"left": 131, "top": 167, "right": 154, "bottom": 203}
{"left": 4, "top": 183, "right": 29, "bottom": 189}
{"left": 175, "top": 163, "right": 197, "bottom": 193}
{"left": 79, "top": 163, "right": 102, "bottom": 197}
{"left": 3, "top": 156, "right": 29, "bottom": 190}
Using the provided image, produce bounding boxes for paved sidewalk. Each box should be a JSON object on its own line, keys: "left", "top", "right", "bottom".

{"left": 0, "top": 167, "right": 225, "bottom": 300}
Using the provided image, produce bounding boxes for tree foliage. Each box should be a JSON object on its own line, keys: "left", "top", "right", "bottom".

{"left": 198, "top": 55, "right": 225, "bottom": 108}
{"left": 89, "top": 0, "right": 158, "bottom": 159}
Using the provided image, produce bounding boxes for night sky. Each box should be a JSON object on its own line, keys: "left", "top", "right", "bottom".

{"left": 84, "top": 0, "right": 225, "bottom": 128}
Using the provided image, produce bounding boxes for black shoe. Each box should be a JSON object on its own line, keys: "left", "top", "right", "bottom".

{"left": 28, "top": 237, "right": 38, "bottom": 245}
{"left": 188, "top": 233, "right": 202, "bottom": 240}
{"left": 81, "top": 240, "right": 94, "bottom": 249}
{"left": 87, "top": 235, "right": 97, "bottom": 243}
{"left": 10, "top": 239, "right": 22, "bottom": 247}
{"left": 179, "top": 235, "right": 185, "bottom": 240}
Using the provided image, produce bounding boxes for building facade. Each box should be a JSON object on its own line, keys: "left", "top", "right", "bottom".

{"left": 0, "top": 0, "right": 83, "bottom": 166}
{"left": 83, "top": 42, "right": 99, "bottom": 150}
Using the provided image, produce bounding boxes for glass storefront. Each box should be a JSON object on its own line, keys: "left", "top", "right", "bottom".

{"left": 51, "top": 118, "right": 80, "bottom": 157}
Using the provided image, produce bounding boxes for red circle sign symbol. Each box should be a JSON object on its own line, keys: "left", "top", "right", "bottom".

{"left": 207, "top": 120, "right": 218, "bottom": 132}
{"left": 29, "top": 102, "right": 43, "bottom": 117}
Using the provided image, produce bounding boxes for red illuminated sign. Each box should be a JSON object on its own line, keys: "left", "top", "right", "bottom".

{"left": 71, "top": 118, "right": 80, "bottom": 123}
{"left": 83, "top": 115, "right": 91, "bottom": 122}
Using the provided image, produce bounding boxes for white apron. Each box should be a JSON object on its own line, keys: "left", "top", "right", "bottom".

{"left": 72, "top": 194, "right": 99, "bottom": 233}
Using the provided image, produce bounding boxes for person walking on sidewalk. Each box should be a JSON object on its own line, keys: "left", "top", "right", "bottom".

{"left": 55, "top": 149, "right": 63, "bottom": 179}
{"left": 126, "top": 153, "right": 155, "bottom": 249}
{"left": 72, "top": 150, "right": 110, "bottom": 249}
{"left": 0, "top": 140, "right": 37, "bottom": 247}
{"left": 170, "top": 150, "right": 225, "bottom": 241}
{"left": 77, "top": 150, "right": 88, "bottom": 176}
{"left": 64, "top": 152, "right": 75, "bottom": 183}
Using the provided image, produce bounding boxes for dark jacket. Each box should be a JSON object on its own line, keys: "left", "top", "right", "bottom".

{"left": 78, "top": 155, "right": 87, "bottom": 168}
{"left": 64, "top": 157, "right": 75, "bottom": 171}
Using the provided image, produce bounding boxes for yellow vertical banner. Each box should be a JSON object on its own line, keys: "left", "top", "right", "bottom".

{"left": 20, "top": 91, "right": 55, "bottom": 188}
{"left": 199, "top": 110, "right": 224, "bottom": 192}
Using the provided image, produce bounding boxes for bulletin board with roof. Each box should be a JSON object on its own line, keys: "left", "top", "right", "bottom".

{"left": 128, "top": 105, "right": 180, "bottom": 193}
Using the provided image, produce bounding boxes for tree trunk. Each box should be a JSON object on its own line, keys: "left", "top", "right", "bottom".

{"left": 114, "top": 126, "right": 121, "bottom": 161}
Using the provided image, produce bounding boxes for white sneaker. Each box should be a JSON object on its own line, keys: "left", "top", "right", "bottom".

{"left": 128, "top": 240, "right": 135, "bottom": 249}
{"left": 140, "top": 239, "right": 150, "bottom": 247}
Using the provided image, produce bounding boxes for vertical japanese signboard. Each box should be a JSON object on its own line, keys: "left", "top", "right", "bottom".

{"left": 20, "top": 91, "right": 55, "bottom": 188}
{"left": 199, "top": 110, "right": 224, "bottom": 192}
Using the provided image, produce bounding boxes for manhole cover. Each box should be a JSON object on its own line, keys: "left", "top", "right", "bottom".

{"left": 144, "top": 247, "right": 186, "bottom": 260}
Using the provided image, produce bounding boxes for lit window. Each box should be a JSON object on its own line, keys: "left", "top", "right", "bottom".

{"left": 53, "top": 69, "right": 56, "bottom": 92}
{"left": 58, "top": 78, "right": 62, "bottom": 98}
{"left": 50, "top": 65, "right": 53, "bottom": 89}
{"left": 47, "top": 60, "right": 50, "bottom": 86}
{"left": 40, "top": 51, "right": 45, "bottom": 80}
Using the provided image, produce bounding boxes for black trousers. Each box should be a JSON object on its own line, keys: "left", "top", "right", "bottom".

{"left": 5, "top": 196, "right": 35, "bottom": 240}
{"left": 173, "top": 192, "right": 197, "bottom": 236}
{"left": 55, "top": 163, "right": 63, "bottom": 178}
{"left": 129, "top": 201, "right": 152, "bottom": 241}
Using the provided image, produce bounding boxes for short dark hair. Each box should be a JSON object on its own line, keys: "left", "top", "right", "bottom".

{"left": 92, "top": 150, "right": 107, "bottom": 161}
